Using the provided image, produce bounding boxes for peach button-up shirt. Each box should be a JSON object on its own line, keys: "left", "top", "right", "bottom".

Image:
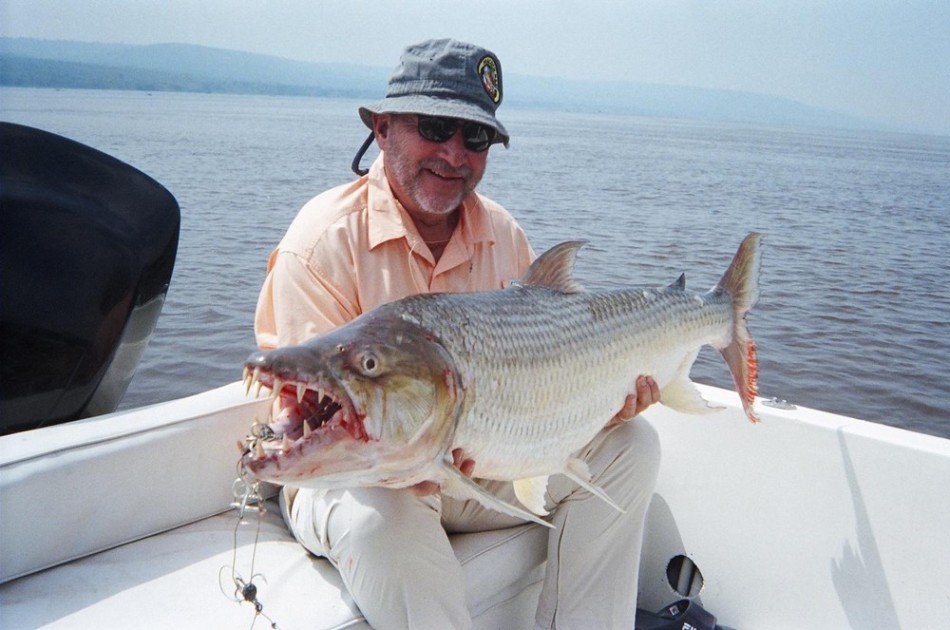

{"left": 254, "top": 155, "right": 535, "bottom": 350}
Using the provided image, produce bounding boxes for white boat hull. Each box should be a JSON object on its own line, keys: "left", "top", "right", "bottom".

{"left": 639, "top": 386, "right": 950, "bottom": 628}
{"left": 2, "top": 382, "right": 948, "bottom": 628}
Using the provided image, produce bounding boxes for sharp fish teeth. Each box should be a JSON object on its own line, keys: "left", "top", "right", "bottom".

{"left": 272, "top": 378, "right": 283, "bottom": 398}
{"left": 297, "top": 383, "right": 306, "bottom": 403}
{"left": 282, "top": 434, "right": 292, "bottom": 452}
{"left": 253, "top": 380, "right": 264, "bottom": 398}
{"left": 302, "top": 420, "right": 312, "bottom": 438}
{"left": 255, "top": 440, "right": 265, "bottom": 460}
{"left": 242, "top": 367, "right": 252, "bottom": 396}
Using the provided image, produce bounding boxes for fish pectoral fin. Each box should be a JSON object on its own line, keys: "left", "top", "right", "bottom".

{"left": 660, "top": 374, "right": 725, "bottom": 415}
{"left": 443, "top": 468, "right": 554, "bottom": 528}
{"left": 440, "top": 464, "right": 554, "bottom": 528}
{"left": 513, "top": 476, "right": 550, "bottom": 516}
{"left": 563, "top": 458, "right": 625, "bottom": 513}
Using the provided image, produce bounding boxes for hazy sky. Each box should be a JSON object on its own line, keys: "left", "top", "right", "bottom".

{"left": 2, "top": 0, "right": 948, "bottom": 135}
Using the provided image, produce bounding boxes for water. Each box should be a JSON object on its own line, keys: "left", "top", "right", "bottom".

{"left": 2, "top": 87, "right": 949, "bottom": 439}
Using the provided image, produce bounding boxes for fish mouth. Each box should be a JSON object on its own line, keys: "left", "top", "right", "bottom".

{"left": 240, "top": 365, "right": 369, "bottom": 473}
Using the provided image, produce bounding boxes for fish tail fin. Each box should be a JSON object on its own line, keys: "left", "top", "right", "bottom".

{"left": 714, "top": 232, "right": 762, "bottom": 423}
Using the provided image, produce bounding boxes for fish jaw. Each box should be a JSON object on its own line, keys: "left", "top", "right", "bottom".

{"left": 241, "top": 311, "right": 464, "bottom": 489}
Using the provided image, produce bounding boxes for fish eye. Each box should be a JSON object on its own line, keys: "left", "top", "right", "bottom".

{"left": 358, "top": 351, "right": 380, "bottom": 375}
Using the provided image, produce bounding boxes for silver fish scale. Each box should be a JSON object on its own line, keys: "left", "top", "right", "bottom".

{"left": 391, "top": 285, "right": 735, "bottom": 480}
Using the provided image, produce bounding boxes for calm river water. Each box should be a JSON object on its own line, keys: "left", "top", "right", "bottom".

{"left": 2, "top": 87, "right": 948, "bottom": 438}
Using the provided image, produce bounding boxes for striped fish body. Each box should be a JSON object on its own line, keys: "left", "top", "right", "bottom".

{"left": 402, "top": 281, "right": 741, "bottom": 481}
{"left": 243, "top": 233, "right": 761, "bottom": 525}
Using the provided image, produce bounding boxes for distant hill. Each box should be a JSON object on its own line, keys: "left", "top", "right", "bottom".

{"left": 0, "top": 38, "right": 872, "bottom": 131}
{"left": 0, "top": 38, "right": 387, "bottom": 98}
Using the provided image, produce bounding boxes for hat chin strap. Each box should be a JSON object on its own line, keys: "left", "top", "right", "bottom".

{"left": 351, "top": 131, "right": 376, "bottom": 176}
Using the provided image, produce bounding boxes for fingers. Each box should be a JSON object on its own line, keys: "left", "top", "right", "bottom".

{"left": 411, "top": 448, "right": 476, "bottom": 496}
{"left": 409, "top": 480, "right": 440, "bottom": 496}
{"left": 607, "top": 375, "right": 659, "bottom": 427}
{"left": 635, "top": 375, "right": 660, "bottom": 415}
{"left": 612, "top": 395, "right": 639, "bottom": 425}
{"left": 452, "top": 447, "right": 476, "bottom": 478}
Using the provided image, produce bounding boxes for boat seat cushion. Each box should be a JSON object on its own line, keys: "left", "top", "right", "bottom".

{"left": 0, "top": 383, "right": 547, "bottom": 627}
{"left": 0, "top": 501, "right": 547, "bottom": 629}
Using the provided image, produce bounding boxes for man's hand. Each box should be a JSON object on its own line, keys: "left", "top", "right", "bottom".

{"left": 606, "top": 375, "right": 659, "bottom": 428}
{"left": 410, "top": 448, "right": 475, "bottom": 497}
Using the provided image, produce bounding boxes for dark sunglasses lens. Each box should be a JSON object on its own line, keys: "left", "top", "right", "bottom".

{"left": 417, "top": 117, "right": 455, "bottom": 143}
{"left": 461, "top": 122, "right": 495, "bottom": 152}
{"left": 417, "top": 116, "right": 495, "bottom": 152}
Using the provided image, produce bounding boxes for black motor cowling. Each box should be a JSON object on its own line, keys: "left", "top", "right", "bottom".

{"left": 0, "top": 123, "right": 180, "bottom": 433}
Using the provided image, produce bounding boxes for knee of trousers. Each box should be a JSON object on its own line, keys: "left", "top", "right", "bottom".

{"left": 324, "top": 487, "right": 441, "bottom": 562}
{"left": 619, "top": 418, "right": 662, "bottom": 472}
{"left": 591, "top": 419, "right": 662, "bottom": 504}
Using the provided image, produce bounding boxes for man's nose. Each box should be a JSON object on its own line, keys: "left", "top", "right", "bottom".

{"left": 437, "top": 130, "right": 470, "bottom": 167}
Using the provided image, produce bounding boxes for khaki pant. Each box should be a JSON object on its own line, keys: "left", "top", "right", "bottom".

{"left": 281, "top": 419, "right": 661, "bottom": 630}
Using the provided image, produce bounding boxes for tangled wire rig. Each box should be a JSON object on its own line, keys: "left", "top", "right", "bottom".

{"left": 219, "top": 448, "right": 281, "bottom": 630}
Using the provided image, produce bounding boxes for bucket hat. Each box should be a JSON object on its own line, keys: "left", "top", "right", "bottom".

{"left": 359, "top": 38, "right": 509, "bottom": 145}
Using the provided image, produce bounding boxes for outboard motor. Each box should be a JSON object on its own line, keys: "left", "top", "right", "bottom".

{"left": 0, "top": 123, "right": 180, "bottom": 433}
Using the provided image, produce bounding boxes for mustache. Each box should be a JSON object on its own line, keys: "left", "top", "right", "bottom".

{"left": 420, "top": 159, "right": 473, "bottom": 180}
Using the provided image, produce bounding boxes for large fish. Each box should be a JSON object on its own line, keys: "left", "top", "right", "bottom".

{"left": 241, "top": 233, "right": 761, "bottom": 526}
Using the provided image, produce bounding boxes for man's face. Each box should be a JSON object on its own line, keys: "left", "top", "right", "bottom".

{"left": 373, "top": 114, "right": 489, "bottom": 222}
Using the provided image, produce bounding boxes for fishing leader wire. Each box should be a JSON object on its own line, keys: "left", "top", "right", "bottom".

{"left": 220, "top": 428, "right": 281, "bottom": 629}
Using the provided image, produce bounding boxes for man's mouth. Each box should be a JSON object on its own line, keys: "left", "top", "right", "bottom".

{"left": 422, "top": 159, "right": 471, "bottom": 181}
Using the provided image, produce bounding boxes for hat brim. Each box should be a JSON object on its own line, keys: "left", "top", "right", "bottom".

{"left": 359, "top": 95, "right": 509, "bottom": 147}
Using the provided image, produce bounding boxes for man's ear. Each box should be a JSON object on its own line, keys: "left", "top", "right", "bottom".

{"left": 372, "top": 113, "right": 391, "bottom": 147}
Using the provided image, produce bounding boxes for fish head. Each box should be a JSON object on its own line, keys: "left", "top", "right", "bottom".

{"left": 241, "top": 310, "right": 463, "bottom": 488}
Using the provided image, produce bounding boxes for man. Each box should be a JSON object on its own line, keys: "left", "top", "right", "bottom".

{"left": 255, "top": 38, "right": 661, "bottom": 629}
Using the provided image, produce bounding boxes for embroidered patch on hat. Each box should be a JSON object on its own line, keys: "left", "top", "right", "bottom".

{"left": 477, "top": 55, "right": 501, "bottom": 104}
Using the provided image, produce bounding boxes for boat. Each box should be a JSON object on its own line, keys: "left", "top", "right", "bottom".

{"left": 0, "top": 122, "right": 180, "bottom": 434}
{"left": 2, "top": 126, "right": 949, "bottom": 629}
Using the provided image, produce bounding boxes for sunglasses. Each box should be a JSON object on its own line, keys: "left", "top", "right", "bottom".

{"left": 415, "top": 116, "right": 497, "bottom": 153}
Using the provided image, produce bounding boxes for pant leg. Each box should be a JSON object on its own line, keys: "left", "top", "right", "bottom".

{"left": 283, "top": 486, "right": 472, "bottom": 630}
{"left": 535, "top": 418, "right": 661, "bottom": 630}
{"left": 281, "top": 417, "right": 660, "bottom": 630}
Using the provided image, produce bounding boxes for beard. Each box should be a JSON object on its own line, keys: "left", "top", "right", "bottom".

{"left": 384, "top": 134, "right": 482, "bottom": 217}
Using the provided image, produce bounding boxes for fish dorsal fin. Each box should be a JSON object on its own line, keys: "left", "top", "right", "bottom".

{"left": 668, "top": 273, "right": 686, "bottom": 290}
{"left": 515, "top": 240, "right": 587, "bottom": 293}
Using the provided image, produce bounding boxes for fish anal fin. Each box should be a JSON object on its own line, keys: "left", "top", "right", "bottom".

{"left": 661, "top": 374, "right": 724, "bottom": 415}
{"left": 564, "top": 458, "right": 624, "bottom": 513}
{"left": 440, "top": 464, "right": 553, "bottom": 528}
{"left": 513, "top": 476, "right": 550, "bottom": 516}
